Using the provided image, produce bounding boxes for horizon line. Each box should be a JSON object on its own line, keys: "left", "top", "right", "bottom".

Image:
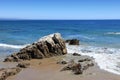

{"left": 1, "top": 18, "right": 120, "bottom": 20}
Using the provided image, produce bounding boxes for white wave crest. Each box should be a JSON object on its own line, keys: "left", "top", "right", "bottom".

{"left": 66, "top": 44, "right": 120, "bottom": 75}
{"left": 106, "top": 32, "right": 120, "bottom": 35}
{"left": 67, "top": 35, "right": 94, "bottom": 40}
{"left": 0, "top": 43, "right": 28, "bottom": 49}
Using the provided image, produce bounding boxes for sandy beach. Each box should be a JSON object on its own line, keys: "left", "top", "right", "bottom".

{"left": 6, "top": 55, "right": 120, "bottom": 80}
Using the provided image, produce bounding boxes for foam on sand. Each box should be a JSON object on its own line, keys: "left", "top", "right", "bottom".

{"left": 67, "top": 44, "right": 120, "bottom": 75}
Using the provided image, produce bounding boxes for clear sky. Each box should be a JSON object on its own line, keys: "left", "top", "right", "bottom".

{"left": 0, "top": 0, "right": 120, "bottom": 19}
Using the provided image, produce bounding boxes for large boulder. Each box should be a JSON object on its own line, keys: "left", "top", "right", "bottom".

{"left": 4, "top": 33, "right": 67, "bottom": 62}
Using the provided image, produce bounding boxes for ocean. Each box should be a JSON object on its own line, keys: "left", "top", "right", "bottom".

{"left": 0, "top": 20, "right": 120, "bottom": 74}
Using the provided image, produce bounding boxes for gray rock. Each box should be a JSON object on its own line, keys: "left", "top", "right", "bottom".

{"left": 66, "top": 39, "right": 79, "bottom": 45}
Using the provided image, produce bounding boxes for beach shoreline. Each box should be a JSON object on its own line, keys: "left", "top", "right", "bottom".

{"left": 0, "top": 33, "right": 120, "bottom": 80}
{"left": 6, "top": 55, "right": 120, "bottom": 80}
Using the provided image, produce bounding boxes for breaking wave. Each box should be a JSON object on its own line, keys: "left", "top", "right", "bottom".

{"left": 0, "top": 43, "right": 28, "bottom": 49}
{"left": 67, "top": 44, "right": 120, "bottom": 75}
{"left": 106, "top": 32, "right": 120, "bottom": 35}
{"left": 66, "top": 34, "right": 95, "bottom": 40}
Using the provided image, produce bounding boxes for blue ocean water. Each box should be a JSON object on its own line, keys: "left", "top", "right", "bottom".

{"left": 0, "top": 20, "right": 120, "bottom": 74}
{"left": 0, "top": 20, "right": 120, "bottom": 47}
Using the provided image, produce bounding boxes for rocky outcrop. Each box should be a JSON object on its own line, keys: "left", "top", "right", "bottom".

{"left": 4, "top": 33, "right": 67, "bottom": 62}
{"left": 60, "top": 55, "right": 94, "bottom": 75}
{"left": 66, "top": 39, "right": 79, "bottom": 45}
{"left": 0, "top": 67, "right": 21, "bottom": 80}
{"left": 61, "top": 60, "right": 83, "bottom": 74}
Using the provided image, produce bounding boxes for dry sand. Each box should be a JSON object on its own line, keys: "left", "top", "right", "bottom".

{"left": 6, "top": 56, "right": 120, "bottom": 80}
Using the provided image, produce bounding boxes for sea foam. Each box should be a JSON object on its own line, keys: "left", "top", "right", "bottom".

{"left": 0, "top": 43, "right": 28, "bottom": 49}
{"left": 66, "top": 34, "right": 95, "bottom": 40}
{"left": 106, "top": 32, "right": 120, "bottom": 35}
{"left": 67, "top": 44, "right": 120, "bottom": 75}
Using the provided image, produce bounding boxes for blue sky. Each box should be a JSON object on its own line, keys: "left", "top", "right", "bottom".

{"left": 0, "top": 0, "right": 120, "bottom": 19}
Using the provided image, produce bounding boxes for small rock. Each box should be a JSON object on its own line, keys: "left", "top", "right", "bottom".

{"left": 4, "top": 57, "right": 13, "bottom": 62}
{"left": 61, "top": 60, "right": 75, "bottom": 71}
{"left": 82, "top": 64, "right": 89, "bottom": 70}
{"left": 87, "top": 61, "right": 94, "bottom": 67}
{"left": 78, "top": 58, "right": 92, "bottom": 62}
{"left": 72, "top": 53, "right": 81, "bottom": 56}
{"left": 39, "top": 62, "right": 42, "bottom": 65}
{"left": 17, "top": 62, "right": 30, "bottom": 68}
{"left": 60, "top": 66, "right": 72, "bottom": 71}
{"left": 82, "top": 61, "right": 94, "bottom": 70}
{"left": 57, "top": 60, "right": 67, "bottom": 65}
{"left": 72, "top": 63, "right": 83, "bottom": 74}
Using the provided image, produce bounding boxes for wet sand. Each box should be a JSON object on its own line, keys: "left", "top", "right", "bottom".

{"left": 7, "top": 56, "right": 120, "bottom": 80}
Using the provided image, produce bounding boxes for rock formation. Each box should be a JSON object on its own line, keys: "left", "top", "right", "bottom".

{"left": 0, "top": 67, "right": 21, "bottom": 80}
{"left": 60, "top": 55, "right": 94, "bottom": 75}
{"left": 60, "top": 60, "right": 83, "bottom": 74}
{"left": 4, "top": 33, "right": 67, "bottom": 62}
